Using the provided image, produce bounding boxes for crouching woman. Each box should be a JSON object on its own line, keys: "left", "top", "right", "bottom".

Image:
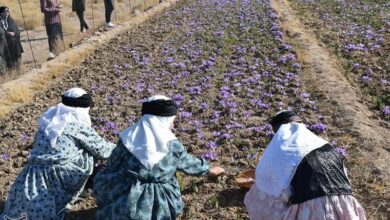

{"left": 94, "top": 95, "right": 224, "bottom": 220}
{"left": 0, "top": 88, "right": 116, "bottom": 220}
{"left": 244, "top": 111, "right": 366, "bottom": 220}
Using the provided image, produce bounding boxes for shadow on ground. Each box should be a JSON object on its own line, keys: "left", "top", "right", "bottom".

{"left": 217, "top": 188, "right": 247, "bottom": 208}
{"left": 66, "top": 207, "right": 96, "bottom": 220}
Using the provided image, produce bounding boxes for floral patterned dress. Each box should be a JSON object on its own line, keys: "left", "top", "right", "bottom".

{"left": 94, "top": 139, "right": 210, "bottom": 220}
{"left": 0, "top": 123, "right": 115, "bottom": 220}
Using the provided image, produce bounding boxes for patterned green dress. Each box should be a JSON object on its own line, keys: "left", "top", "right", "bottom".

{"left": 94, "top": 139, "right": 210, "bottom": 220}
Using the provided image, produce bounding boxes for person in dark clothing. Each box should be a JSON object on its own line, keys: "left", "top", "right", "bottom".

{"left": 72, "top": 0, "right": 89, "bottom": 32}
{"left": 244, "top": 111, "right": 366, "bottom": 219}
{"left": 0, "top": 6, "right": 23, "bottom": 69}
{"left": 40, "top": 0, "right": 63, "bottom": 60}
{"left": 0, "top": 26, "right": 9, "bottom": 73}
{"left": 104, "top": 0, "right": 115, "bottom": 27}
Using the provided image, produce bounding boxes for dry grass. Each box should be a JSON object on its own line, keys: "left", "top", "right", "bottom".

{"left": 0, "top": 85, "right": 32, "bottom": 116}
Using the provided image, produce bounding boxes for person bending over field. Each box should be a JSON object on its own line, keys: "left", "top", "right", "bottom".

{"left": 244, "top": 111, "right": 366, "bottom": 220}
{"left": 93, "top": 95, "right": 225, "bottom": 220}
{"left": 0, "top": 88, "right": 116, "bottom": 220}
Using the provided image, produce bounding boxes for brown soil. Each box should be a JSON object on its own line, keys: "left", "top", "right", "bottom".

{"left": 0, "top": 0, "right": 388, "bottom": 219}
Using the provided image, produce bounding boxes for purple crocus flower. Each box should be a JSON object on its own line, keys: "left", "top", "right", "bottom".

{"left": 335, "top": 147, "right": 348, "bottom": 158}
{"left": 200, "top": 102, "right": 209, "bottom": 110}
{"left": 309, "top": 123, "right": 328, "bottom": 133}
{"left": 359, "top": 75, "right": 372, "bottom": 83}
{"left": 221, "top": 133, "right": 233, "bottom": 139}
{"left": 187, "top": 86, "right": 202, "bottom": 95}
{"left": 383, "top": 106, "right": 390, "bottom": 115}
{"left": 121, "top": 82, "right": 130, "bottom": 89}
{"left": 180, "top": 111, "right": 192, "bottom": 118}
{"left": 206, "top": 141, "right": 217, "bottom": 149}
{"left": 345, "top": 43, "right": 366, "bottom": 51}
{"left": 380, "top": 79, "right": 388, "bottom": 85}
{"left": 20, "top": 134, "right": 29, "bottom": 145}
{"left": 105, "top": 121, "right": 116, "bottom": 130}
{"left": 202, "top": 151, "right": 217, "bottom": 161}
{"left": 173, "top": 94, "right": 184, "bottom": 102}
{"left": 0, "top": 154, "right": 10, "bottom": 160}
{"left": 300, "top": 92, "right": 311, "bottom": 99}
{"left": 211, "top": 111, "right": 221, "bottom": 119}
{"left": 212, "top": 131, "right": 221, "bottom": 137}
{"left": 279, "top": 53, "right": 296, "bottom": 63}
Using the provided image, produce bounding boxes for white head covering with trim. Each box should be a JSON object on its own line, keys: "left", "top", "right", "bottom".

{"left": 38, "top": 88, "right": 92, "bottom": 148}
{"left": 120, "top": 95, "right": 177, "bottom": 170}
{"left": 255, "top": 122, "right": 328, "bottom": 198}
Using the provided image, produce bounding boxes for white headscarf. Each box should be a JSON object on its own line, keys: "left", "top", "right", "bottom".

{"left": 255, "top": 122, "right": 328, "bottom": 198}
{"left": 120, "top": 95, "right": 177, "bottom": 170}
{"left": 38, "top": 88, "right": 92, "bottom": 148}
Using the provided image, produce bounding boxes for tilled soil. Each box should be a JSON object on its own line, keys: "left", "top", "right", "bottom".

{"left": 0, "top": 0, "right": 388, "bottom": 219}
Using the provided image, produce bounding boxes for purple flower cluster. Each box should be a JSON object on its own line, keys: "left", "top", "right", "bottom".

{"left": 0, "top": 154, "right": 10, "bottom": 160}
{"left": 97, "top": 0, "right": 337, "bottom": 163}
{"left": 383, "top": 106, "right": 390, "bottom": 116}
{"left": 308, "top": 123, "right": 328, "bottom": 133}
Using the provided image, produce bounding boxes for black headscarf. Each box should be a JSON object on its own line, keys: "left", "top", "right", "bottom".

{"left": 0, "top": 6, "right": 9, "bottom": 30}
{"left": 270, "top": 110, "right": 301, "bottom": 132}
{"left": 142, "top": 99, "right": 178, "bottom": 117}
{"left": 62, "top": 93, "right": 93, "bottom": 108}
{"left": 0, "top": 6, "right": 7, "bottom": 14}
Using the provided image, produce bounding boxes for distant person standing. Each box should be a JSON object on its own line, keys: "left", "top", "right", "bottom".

{"left": 72, "top": 0, "right": 89, "bottom": 32}
{"left": 40, "top": 0, "right": 63, "bottom": 60}
{"left": 104, "top": 0, "right": 115, "bottom": 27}
{"left": 0, "top": 6, "right": 23, "bottom": 69}
{"left": 0, "top": 26, "right": 9, "bottom": 73}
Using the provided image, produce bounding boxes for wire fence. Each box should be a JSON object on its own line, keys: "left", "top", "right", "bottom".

{"left": 0, "top": 0, "right": 161, "bottom": 81}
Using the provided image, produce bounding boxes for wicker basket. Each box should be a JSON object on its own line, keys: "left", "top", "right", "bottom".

{"left": 235, "top": 169, "right": 256, "bottom": 189}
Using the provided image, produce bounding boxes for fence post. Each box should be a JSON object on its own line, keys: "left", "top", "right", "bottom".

{"left": 91, "top": 0, "right": 95, "bottom": 30}
{"left": 114, "top": 0, "right": 118, "bottom": 24}
{"left": 129, "top": 0, "right": 132, "bottom": 18}
{"left": 17, "top": 0, "right": 37, "bottom": 69}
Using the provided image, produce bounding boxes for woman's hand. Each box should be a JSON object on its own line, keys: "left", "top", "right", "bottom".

{"left": 209, "top": 166, "right": 225, "bottom": 176}
{"left": 7, "top": 31, "right": 15, "bottom": 37}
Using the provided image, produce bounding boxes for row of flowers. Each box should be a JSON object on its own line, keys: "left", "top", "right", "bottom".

{"left": 292, "top": 0, "right": 389, "bottom": 120}
{"left": 85, "top": 0, "right": 338, "bottom": 163}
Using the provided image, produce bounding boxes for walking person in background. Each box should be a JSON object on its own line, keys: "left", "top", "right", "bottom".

{"left": 0, "top": 88, "right": 116, "bottom": 220}
{"left": 72, "top": 0, "right": 89, "bottom": 33}
{"left": 0, "top": 6, "right": 23, "bottom": 69}
{"left": 244, "top": 111, "right": 366, "bottom": 220}
{"left": 104, "top": 0, "right": 115, "bottom": 27}
{"left": 40, "top": 0, "right": 63, "bottom": 60}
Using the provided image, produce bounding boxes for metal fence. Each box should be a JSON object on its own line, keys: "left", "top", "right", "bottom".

{"left": 0, "top": 0, "right": 161, "bottom": 81}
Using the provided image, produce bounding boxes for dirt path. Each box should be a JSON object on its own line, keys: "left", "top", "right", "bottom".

{"left": 270, "top": 0, "right": 390, "bottom": 179}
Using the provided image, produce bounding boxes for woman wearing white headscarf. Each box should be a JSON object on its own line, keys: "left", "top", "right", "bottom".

{"left": 0, "top": 88, "right": 116, "bottom": 220}
{"left": 244, "top": 111, "right": 366, "bottom": 220}
{"left": 94, "top": 95, "right": 224, "bottom": 220}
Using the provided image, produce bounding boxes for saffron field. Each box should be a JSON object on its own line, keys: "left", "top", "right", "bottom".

{"left": 292, "top": 0, "right": 390, "bottom": 120}
{"left": 0, "top": 0, "right": 388, "bottom": 219}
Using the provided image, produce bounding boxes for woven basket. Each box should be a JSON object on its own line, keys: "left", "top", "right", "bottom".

{"left": 235, "top": 169, "right": 256, "bottom": 189}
